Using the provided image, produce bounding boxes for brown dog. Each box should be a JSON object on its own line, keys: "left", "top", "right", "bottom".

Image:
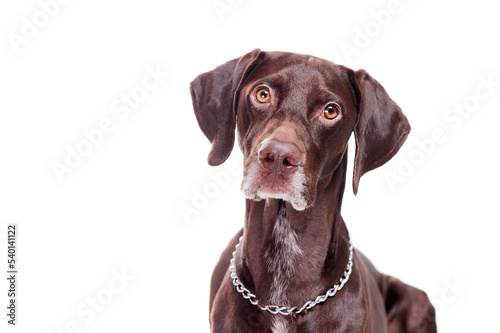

{"left": 190, "top": 49, "right": 437, "bottom": 333}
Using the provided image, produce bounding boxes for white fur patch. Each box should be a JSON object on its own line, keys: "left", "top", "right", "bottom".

{"left": 271, "top": 317, "right": 290, "bottom": 333}
{"left": 264, "top": 205, "right": 303, "bottom": 305}
{"left": 240, "top": 162, "right": 261, "bottom": 199}
{"left": 241, "top": 162, "right": 308, "bottom": 211}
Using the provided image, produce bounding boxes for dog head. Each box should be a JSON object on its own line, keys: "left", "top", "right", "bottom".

{"left": 190, "top": 49, "right": 410, "bottom": 210}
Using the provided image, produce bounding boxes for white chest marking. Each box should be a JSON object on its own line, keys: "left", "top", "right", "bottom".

{"left": 271, "top": 317, "right": 290, "bottom": 333}
{"left": 265, "top": 204, "right": 303, "bottom": 305}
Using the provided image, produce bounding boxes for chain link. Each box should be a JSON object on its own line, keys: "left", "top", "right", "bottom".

{"left": 229, "top": 237, "right": 354, "bottom": 316}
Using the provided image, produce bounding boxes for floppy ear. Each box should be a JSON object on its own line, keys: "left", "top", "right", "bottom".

{"left": 351, "top": 69, "right": 411, "bottom": 195}
{"left": 190, "top": 49, "right": 262, "bottom": 166}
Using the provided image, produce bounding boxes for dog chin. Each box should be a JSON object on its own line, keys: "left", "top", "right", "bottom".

{"left": 257, "top": 189, "right": 307, "bottom": 211}
{"left": 241, "top": 164, "right": 308, "bottom": 211}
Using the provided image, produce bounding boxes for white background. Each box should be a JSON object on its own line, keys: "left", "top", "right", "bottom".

{"left": 1, "top": 0, "right": 499, "bottom": 332}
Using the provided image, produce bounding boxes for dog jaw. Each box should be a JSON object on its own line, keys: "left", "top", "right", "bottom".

{"left": 241, "top": 162, "right": 309, "bottom": 211}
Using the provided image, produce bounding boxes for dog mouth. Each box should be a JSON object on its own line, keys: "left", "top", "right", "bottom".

{"left": 241, "top": 162, "right": 308, "bottom": 211}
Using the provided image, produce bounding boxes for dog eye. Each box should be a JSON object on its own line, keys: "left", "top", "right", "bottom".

{"left": 323, "top": 104, "right": 340, "bottom": 120}
{"left": 255, "top": 88, "right": 271, "bottom": 103}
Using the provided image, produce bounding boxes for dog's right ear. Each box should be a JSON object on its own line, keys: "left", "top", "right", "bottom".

{"left": 190, "top": 49, "right": 262, "bottom": 166}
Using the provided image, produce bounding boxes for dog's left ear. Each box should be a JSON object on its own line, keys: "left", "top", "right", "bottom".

{"left": 190, "top": 49, "right": 262, "bottom": 166}
{"left": 351, "top": 69, "right": 411, "bottom": 195}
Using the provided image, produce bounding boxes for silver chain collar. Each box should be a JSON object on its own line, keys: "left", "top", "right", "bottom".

{"left": 229, "top": 236, "right": 354, "bottom": 316}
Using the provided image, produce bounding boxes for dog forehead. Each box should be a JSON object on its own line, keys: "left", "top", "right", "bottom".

{"left": 249, "top": 52, "right": 339, "bottom": 80}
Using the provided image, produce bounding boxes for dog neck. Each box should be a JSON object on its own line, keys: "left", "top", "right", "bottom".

{"left": 238, "top": 154, "right": 351, "bottom": 308}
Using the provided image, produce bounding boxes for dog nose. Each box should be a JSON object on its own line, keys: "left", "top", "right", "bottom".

{"left": 258, "top": 139, "right": 302, "bottom": 174}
